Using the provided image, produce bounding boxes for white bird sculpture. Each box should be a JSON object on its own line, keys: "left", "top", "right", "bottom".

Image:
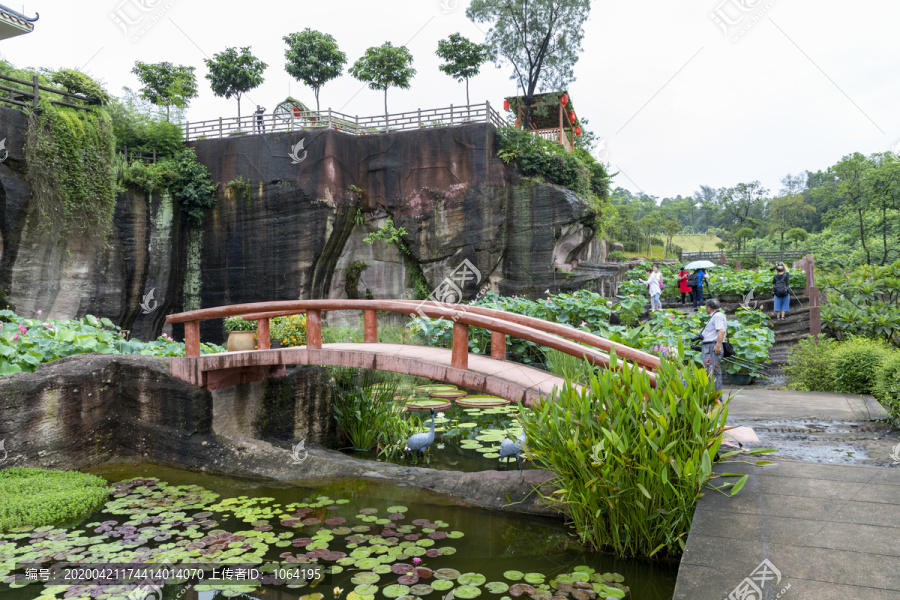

{"left": 404, "top": 408, "right": 436, "bottom": 457}
{"left": 499, "top": 432, "right": 527, "bottom": 470}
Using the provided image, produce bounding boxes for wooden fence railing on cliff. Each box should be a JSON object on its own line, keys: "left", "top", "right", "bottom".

{"left": 0, "top": 73, "right": 94, "bottom": 112}
{"left": 182, "top": 102, "right": 510, "bottom": 142}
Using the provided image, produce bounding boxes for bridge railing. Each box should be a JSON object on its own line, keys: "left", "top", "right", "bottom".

{"left": 183, "top": 102, "right": 510, "bottom": 142}
{"left": 165, "top": 299, "right": 660, "bottom": 386}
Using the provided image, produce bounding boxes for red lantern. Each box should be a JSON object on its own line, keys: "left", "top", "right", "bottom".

{"left": 503, "top": 99, "right": 510, "bottom": 111}
{"left": 575, "top": 126, "right": 582, "bottom": 136}
{"left": 560, "top": 94, "right": 568, "bottom": 106}
{"left": 514, "top": 118, "right": 520, "bottom": 128}
{"left": 569, "top": 112, "right": 576, "bottom": 123}
{"left": 292, "top": 106, "right": 301, "bottom": 118}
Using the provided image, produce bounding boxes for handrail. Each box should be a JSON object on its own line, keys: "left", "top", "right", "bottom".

{"left": 182, "top": 102, "right": 510, "bottom": 142}
{"left": 166, "top": 299, "right": 657, "bottom": 387}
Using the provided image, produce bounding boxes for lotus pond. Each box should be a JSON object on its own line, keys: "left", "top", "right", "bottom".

{"left": 0, "top": 465, "right": 677, "bottom": 599}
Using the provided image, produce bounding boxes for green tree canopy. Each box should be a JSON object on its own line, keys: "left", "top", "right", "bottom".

{"left": 283, "top": 29, "right": 347, "bottom": 113}
{"left": 50, "top": 70, "right": 110, "bottom": 105}
{"left": 767, "top": 193, "right": 816, "bottom": 252}
{"left": 131, "top": 61, "right": 198, "bottom": 122}
{"left": 435, "top": 33, "right": 491, "bottom": 105}
{"left": 785, "top": 227, "right": 808, "bottom": 247}
{"left": 467, "top": 0, "right": 591, "bottom": 131}
{"left": 203, "top": 46, "right": 267, "bottom": 122}
{"left": 349, "top": 42, "right": 416, "bottom": 126}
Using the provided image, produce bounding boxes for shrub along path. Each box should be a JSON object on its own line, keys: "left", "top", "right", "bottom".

{"left": 674, "top": 388, "right": 900, "bottom": 599}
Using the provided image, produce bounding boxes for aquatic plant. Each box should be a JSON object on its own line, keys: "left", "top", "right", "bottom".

{"left": 0, "top": 468, "right": 109, "bottom": 532}
{"left": 521, "top": 351, "right": 727, "bottom": 559}
{"left": 331, "top": 370, "right": 400, "bottom": 451}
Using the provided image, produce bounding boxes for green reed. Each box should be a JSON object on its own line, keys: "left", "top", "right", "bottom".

{"left": 520, "top": 350, "right": 727, "bottom": 560}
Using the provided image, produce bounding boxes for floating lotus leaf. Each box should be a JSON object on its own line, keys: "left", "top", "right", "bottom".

{"left": 373, "top": 564, "right": 393, "bottom": 574}
{"left": 325, "top": 517, "right": 346, "bottom": 525}
{"left": 352, "top": 526, "right": 371, "bottom": 533}
{"left": 431, "top": 579, "right": 454, "bottom": 591}
{"left": 416, "top": 539, "right": 435, "bottom": 547}
{"left": 359, "top": 508, "right": 378, "bottom": 515}
{"left": 387, "top": 506, "right": 408, "bottom": 513}
{"left": 346, "top": 593, "right": 374, "bottom": 600}
{"left": 429, "top": 390, "right": 467, "bottom": 399}
{"left": 509, "top": 584, "right": 536, "bottom": 597}
{"left": 503, "top": 571, "right": 524, "bottom": 581}
{"left": 354, "top": 558, "right": 380, "bottom": 570}
{"left": 483, "top": 453, "right": 500, "bottom": 459}
{"left": 398, "top": 574, "right": 419, "bottom": 585}
{"left": 573, "top": 566, "right": 595, "bottom": 574}
{"left": 455, "top": 585, "right": 483, "bottom": 599}
{"left": 458, "top": 573, "right": 486, "bottom": 586}
{"left": 300, "top": 594, "right": 325, "bottom": 600}
{"left": 523, "top": 573, "right": 545, "bottom": 585}
{"left": 458, "top": 423, "right": 477, "bottom": 428}
{"left": 332, "top": 527, "right": 352, "bottom": 535}
{"left": 354, "top": 584, "right": 379, "bottom": 596}
{"left": 438, "top": 546, "right": 457, "bottom": 555}
{"left": 427, "top": 531, "right": 448, "bottom": 540}
{"left": 425, "top": 549, "right": 440, "bottom": 558}
{"left": 391, "top": 563, "right": 414, "bottom": 574}
{"left": 434, "top": 568, "right": 461, "bottom": 580}
{"left": 446, "top": 531, "right": 464, "bottom": 539}
{"left": 486, "top": 582, "right": 510, "bottom": 594}
{"left": 383, "top": 584, "right": 411, "bottom": 598}
{"left": 414, "top": 385, "right": 457, "bottom": 393}
{"left": 388, "top": 513, "right": 406, "bottom": 521}
{"left": 406, "top": 399, "right": 453, "bottom": 412}
{"left": 411, "top": 584, "right": 434, "bottom": 596}
{"left": 570, "top": 590, "right": 595, "bottom": 600}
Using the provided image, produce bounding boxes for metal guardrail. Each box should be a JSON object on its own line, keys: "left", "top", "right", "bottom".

{"left": 183, "top": 102, "right": 510, "bottom": 142}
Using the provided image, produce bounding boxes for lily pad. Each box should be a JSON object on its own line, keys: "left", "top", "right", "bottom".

{"left": 432, "top": 579, "right": 455, "bottom": 591}
{"left": 383, "top": 584, "right": 411, "bottom": 598}
{"left": 459, "top": 573, "right": 487, "bottom": 586}
{"left": 456, "top": 396, "right": 509, "bottom": 407}
{"left": 486, "top": 582, "right": 510, "bottom": 594}
{"left": 410, "top": 584, "right": 434, "bottom": 596}
{"left": 387, "top": 506, "right": 408, "bottom": 513}
{"left": 523, "top": 573, "right": 545, "bottom": 585}
{"left": 351, "top": 572, "right": 381, "bottom": 585}
{"left": 509, "top": 584, "right": 536, "bottom": 597}
{"left": 353, "top": 584, "right": 379, "bottom": 596}
{"left": 406, "top": 399, "right": 453, "bottom": 411}
{"left": 455, "top": 585, "right": 483, "bottom": 599}
{"left": 434, "top": 568, "right": 462, "bottom": 580}
{"left": 503, "top": 571, "right": 524, "bottom": 581}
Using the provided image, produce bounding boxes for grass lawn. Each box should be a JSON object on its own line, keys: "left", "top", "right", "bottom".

{"left": 623, "top": 245, "right": 675, "bottom": 259}
{"left": 672, "top": 234, "right": 723, "bottom": 252}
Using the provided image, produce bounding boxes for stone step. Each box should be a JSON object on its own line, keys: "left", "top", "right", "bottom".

{"left": 773, "top": 331, "right": 812, "bottom": 347}
{"left": 772, "top": 319, "right": 811, "bottom": 335}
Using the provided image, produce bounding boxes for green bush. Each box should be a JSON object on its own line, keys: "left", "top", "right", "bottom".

{"left": 820, "top": 260, "right": 900, "bottom": 347}
{"left": 0, "top": 468, "right": 109, "bottom": 531}
{"left": 170, "top": 148, "right": 218, "bottom": 225}
{"left": 784, "top": 336, "right": 840, "bottom": 392}
{"left": 874, "top": 353, "right": 900, "bottom": 426}
{"left": 832, "top": 337, "right": 894, "bottom": 395}
{"left": 520, "top": 355, "right": 726, "bottom": 559}
{"left": 50, "top": 69, "right": 111, "bottom": 105}
{"left": 0, "top": 310, "right": 223, "bottom": 376}
{"left": 272, "top": 314, "right": 307, "bottom": 347}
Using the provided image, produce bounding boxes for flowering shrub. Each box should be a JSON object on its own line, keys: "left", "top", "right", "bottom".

{"left": 272, "top": 314, "right": 307, "bottom": 347}
{"left": 0, "top": 310, "right": 223, "bottom": 376}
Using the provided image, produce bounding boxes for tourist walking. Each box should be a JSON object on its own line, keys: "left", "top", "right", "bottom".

{"left": 700, "top": 298, "right": 727, "bottom": 392}
{"left": 772, "top": 262, "right": 791, "bottom": 321}
{"left": 255, "top": 105, "right": 266, "bottom": 133}
{"left": 677, "top": 266, "right": 692, "bottom": 306}
{"left": 640, "top": 265, "right": 663, "bottom": 312}
{"left": 689, "top": 268, "right": 706, "bottom": 311}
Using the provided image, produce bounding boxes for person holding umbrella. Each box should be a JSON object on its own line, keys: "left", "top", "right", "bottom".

{"left": 684, "top": 260, "right": 716, "bottom": 311}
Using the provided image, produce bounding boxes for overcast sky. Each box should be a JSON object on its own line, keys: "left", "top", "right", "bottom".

{"left": 3, "top": 0, "right": 899, "bottom": 199}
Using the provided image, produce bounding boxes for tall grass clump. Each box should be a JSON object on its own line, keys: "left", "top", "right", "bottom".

{"left": 520, "top": 352, "right": 727, "bottom": 559}
{"left": 330, "top": 369, "right": 399, "bottom": 451}
{"left": 0, "top": 468, "right": 109, "bottom": 531}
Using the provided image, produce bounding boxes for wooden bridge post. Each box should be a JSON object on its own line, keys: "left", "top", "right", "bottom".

{"left": 256, "top": 318, "right": 271, "bottom": 350}
{"left": 364, "top": 310, "right": 378, "bottom": 343}
{"left": 491, "top": 331, "right": 506, "bottom": 360}
{"left": 451, "top": 322, "right": 469, "bottom": 370}
{"left": 307, "top": 310, "right": 323, "bottom": 349}
{"left": 184, "top": 321, "right": 201, "bottom": 358}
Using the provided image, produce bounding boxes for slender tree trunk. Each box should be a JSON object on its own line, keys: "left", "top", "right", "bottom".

{"left": 384, "top": 88, "right": 389, "bottom": 132}
{"left": 166, "top": 105, "right": 170, "bottom": 122}
{"left": 315, "top": 89, "right": 320, "bottom": 113}
{"left": 882, "top": 203, "right": 888, "bottom": 265}
{"left": 780, "top": 231, "right": 785, "bottom": 253}
{"left": 237, "top": 93, "right": 242, "bottom": 124}
{"left": 858, "top": 207, "right": 871, "bottom": 264}
{"left": 465, "top": 78, "right": 470, "bottom": 106}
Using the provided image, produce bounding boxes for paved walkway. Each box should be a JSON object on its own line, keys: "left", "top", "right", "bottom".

{"left": 674, "top": 389, "right": 900, "bottom": 599}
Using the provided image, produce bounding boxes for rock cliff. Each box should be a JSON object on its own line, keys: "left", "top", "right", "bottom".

{"left": 0, "top": 107, "right": 602, "bottom": 343}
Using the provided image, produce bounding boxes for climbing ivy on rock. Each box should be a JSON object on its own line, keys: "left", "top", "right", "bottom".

{"left": 24, "top": 101, "right": 116, "bottom": 242}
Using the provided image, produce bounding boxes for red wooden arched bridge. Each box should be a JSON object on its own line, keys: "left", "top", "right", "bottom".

{"left": 165, "top": 300, "right": 660, "bottom": 406}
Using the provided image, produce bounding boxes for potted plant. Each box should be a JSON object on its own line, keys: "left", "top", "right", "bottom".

{"left": 224, "top": 316, "right": 257, "bottom": 351}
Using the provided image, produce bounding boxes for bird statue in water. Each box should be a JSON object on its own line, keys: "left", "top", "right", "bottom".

{"left": 404, "top": 408, "right": 436, "bottom": 457}
{"left": 499, "top": 432, "right": 527, "bottom": 470}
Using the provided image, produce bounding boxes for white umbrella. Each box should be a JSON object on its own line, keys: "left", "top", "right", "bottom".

{"left": 684, "top": 260, "right": 717, "bottom": 270}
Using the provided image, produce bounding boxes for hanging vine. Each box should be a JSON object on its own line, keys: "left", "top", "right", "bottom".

{"left": 24, "top": 100, "right": 116, "bottom": 243}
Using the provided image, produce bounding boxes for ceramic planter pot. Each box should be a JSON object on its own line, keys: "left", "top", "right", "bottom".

{"left": 226, "top": 331, "right": 256, "bottom": 352}
{"left": 726, "top": 372, "right": 753, "bottom": 386}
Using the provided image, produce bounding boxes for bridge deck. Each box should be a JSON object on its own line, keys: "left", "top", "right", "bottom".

{"left": 170, "top": 343, "right": 568, "bottom": 405}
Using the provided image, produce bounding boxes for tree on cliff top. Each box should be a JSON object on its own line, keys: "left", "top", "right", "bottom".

{"left": 284, "top": 29, "right": 347, "bottom": 113}
{"left": 350, "top": 42, "right": 416, "bottom": 129}
{"left": 467, "top": 0, "right": 591, "bottom": 131}
{"left": 436, "top": 33, "right": 491, "bottom": 105}
{"left": 204, "top": 46, "right": 267, "bottom": 122}
{"left": 131, "top": 61, "right": 198, "bottom": 122}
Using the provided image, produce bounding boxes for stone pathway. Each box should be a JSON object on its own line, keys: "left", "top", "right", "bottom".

{"left": 674, "top": 388, "right": 900, "bottom": 599}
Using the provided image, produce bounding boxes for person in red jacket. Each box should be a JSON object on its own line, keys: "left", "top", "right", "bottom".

{"left": 677, "top": 266, "right": 692, "bottom": 306}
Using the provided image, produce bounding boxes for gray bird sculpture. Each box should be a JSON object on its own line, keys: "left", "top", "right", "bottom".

{"left": 404, "top": 408, "right": 436, "bottom": 457}
{"left": 499, "top": 432, "right": 527, "bottom": 470}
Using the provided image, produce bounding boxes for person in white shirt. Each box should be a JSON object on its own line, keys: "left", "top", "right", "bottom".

{"left": 700, "top": 298, "right": 728, "bottom": 391}
{"left": 639, "top": 265, "right": 663, "bottom": 312}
